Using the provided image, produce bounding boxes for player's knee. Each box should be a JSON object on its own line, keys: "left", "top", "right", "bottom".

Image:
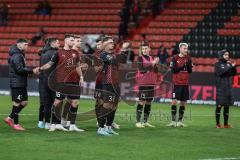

{"left": 54, "top": 99, "right": 62, "bottom": 107}
{"left": 96, "top": 98, "right": 104, "bottom": 106}
{"left": 103, "top": 103, "right": 113, "bottom": 109}
{"left": 71, "top": 100, "right": 79, "bottom": 108}
{"left": 139, "top": 100, "right": 145, "bottom": 106}
{"left": 146, "top": 100, "right": 152, "bottom": 105}
{"left": 98, "top": 99, "right": 104, "bottom": 106}
{"left": 180, "top": 101, "right": 186, "bottom": 106}
{"left": 21, "top": 101, "right": 28, "bottom": 107}
{"left": 13, "top": 101, "right": 20, "bottom": 106}
{"left": 172, "top": 99, "right": 177, "bottom": 105}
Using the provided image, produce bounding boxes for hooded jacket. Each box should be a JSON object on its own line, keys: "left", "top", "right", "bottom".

{"left": 8, "top": 45, "right": 33, "bottom": 88}
{"left": 214, "top": 51, "right": 237, "bottom": 105}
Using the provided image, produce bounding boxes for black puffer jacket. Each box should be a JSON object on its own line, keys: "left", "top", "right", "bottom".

{"left": 8, "top": 45, "right": 33, "bottom": 88}
{"left": 39, "top": 44, "right": 57, "bottom": 83}
{"left": 214, "top": 58, "right": 237, "bottom": 106}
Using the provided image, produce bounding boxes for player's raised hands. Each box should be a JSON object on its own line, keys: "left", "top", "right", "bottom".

{"left": 121, "top": 41, "right": 130, "bottom": 52}
{"left": 227, "top": 61, "right": 236, "bottom": 67}
{"left": 152, "top": 57, "right": 159, "bottom": 65}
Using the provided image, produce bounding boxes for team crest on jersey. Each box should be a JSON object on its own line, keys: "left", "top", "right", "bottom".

{"left": 72, "top": 53, "right": 76, "bottom": 58}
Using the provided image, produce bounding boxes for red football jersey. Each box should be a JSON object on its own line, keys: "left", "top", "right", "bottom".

{"left": 53, "top": 49, "right": 80, "bottom": 83}
{"left": 171, "top": 54, "right": 191, "bottom": 85}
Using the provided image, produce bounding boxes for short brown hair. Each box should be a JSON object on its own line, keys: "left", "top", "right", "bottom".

{"left": 64, "top": 34, "right": 75, "bottom": 39}
{"left": 102, "top": 36, "right": 113, "bottom": 43}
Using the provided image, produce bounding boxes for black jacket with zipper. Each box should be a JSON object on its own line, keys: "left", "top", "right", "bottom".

{"left": 8, "top": 45, "right": 33, "bottom": 88}
{"left": 214, "top": 59, "right": 237, "bottom": 105}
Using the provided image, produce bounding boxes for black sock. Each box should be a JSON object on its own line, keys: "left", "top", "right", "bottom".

{"left": 144, "top": 104, "right": 151, "bottom": 123}
{"left": 95, "top": 102, "right": 102, "bottom": 124}
{"left": 62, "top": 101, "right": 71, "bottom": 120}
{"left": 178, "top": 106, "right": 185, "bottom": 121}
{"left": 39, "top": 104, "right": 44, "bottom": 122}
{"left": 106, "top": 109, "right": 116, "bottom": 126}
{"left": 9, "top": 104, "right": 24, "bottom": 119}
{"left": 99, "top": 107, "right": 109, "bottom": 128}
{"left": 171, "top": 105, "right": 177, "bottom": 121}
{"left": 223, "top": 106, "right": 229, "bottom": 125}
{"left": 69, "top": 106, "right": 78, "bottom": 125}
{"left": 9, "top": 106, "right": 15, "bottom": 119}
{"left": 136, "top": 104, "right": 143, "bottom": 122}
{"left": 11, "top": 105, "right": 23, "bottom": 125}
{"left": 44, "top": 104, "right": 51, "bottom": 123}
{"left": 11, "top": 105, "right": 18, "bottom": 124}
{"left": 51, "top": 104, "right": 62, "bottom": 124}
{"left": 216, "top": 105, "right": 221, "bottom": 125}
{"left": 51, "top": 105, "right": 57, "bottom": 124}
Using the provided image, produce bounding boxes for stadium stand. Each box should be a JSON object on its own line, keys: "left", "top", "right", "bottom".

{"left": 0, "top": 0, "right": 124, "bottom": 65}
{"left": 0, "top": 0, "right": 239, "bottom": 72}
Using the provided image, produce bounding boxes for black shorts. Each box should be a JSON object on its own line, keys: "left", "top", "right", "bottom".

{"left": 55, "top": 91, "right": 80, "bottom": 100}
{"left": 138, "top": 85, "right": 155, "bottom": 101}
{"left": 11, "top": 87, "right": 28, "bottom": 103}
{"left": 172, "top": 85, "right": 189, "bottom": 101}
{"left": 94, "top": 84, "right": 102, "bottom": 99}
{"left": 102, "top": 84, "right": 120, "bottom": 103}
{"left": 55, "top": 82, "right": 81, "bottom": 100}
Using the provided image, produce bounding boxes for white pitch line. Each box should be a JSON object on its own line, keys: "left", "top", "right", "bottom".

{"left": 0, "top": 113, "right": 240, "bottom": 117}
{"left": 199, "top": 158, "right": 240, "bottom": 160}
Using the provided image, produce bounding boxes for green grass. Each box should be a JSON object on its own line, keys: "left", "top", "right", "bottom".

{"left": 0, "top": 95, "right": 240, "bottom": 160}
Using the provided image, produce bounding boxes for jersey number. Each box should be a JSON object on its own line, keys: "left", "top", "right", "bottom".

{"left": 17, "top": 95, "right": 22, "bottom": 101}
{"left": 109, "top": 95, "right": 115, "bottom": 102}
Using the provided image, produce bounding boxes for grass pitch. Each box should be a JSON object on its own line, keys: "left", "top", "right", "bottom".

{"left": 0, "top": 95, "right": 239, "bottom": 160}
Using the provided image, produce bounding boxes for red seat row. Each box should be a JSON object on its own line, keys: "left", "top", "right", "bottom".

{"left": 169, "top": 2, "right": 218, "bottom": 9}
{"left": 9, "top": 3, "right": 123, "bottom": 9}
{"left": 9, "top": 8, "right": 120, "bottom": 15}
{"left": 8, "top": 21, "right": 120, "bottom": 28}
{"left": 0, "top": 27, "right": 39, "bottom": 33}
{"left": 133, "top": 35, "right": 182, "bottom": 42}
{"left": 4, "top": 0, "right": 124, "bottom": 3}
{"left": 0, "top": 26, "right": 118, "bottom": 34}
{"left": 192, "top": 58, "right": 218, "bottom": 65}
{"left": 149, "top": 22, "right": 197, "bottom": 28}
{"left": 155, "top": 15, "right": 204, "bottom": 22}
{"left": 0, "top": 33, "right": 65, "bottom": 40}
{"left": 231, "top": 16, "right": 239, "bottom": 22}
{"left": 224, "top": 23, "right": 240, "bottom": 29}
{"left": 217, "top": 29, "right": 240, "bottom": 36}
{"left": 162, "top": 9, "right": 211, "bottom": 15}
{"left": 132, "top": 41, "right": 176, "bottom": 49}
{"left": 143, "top": 28, "right": 190, "bottom": 35}
{"left": 192, "top": 65, "right": 214, "bottom": 72}
{"left": 10, "top": 14, "right": 120, "bottom": 21}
